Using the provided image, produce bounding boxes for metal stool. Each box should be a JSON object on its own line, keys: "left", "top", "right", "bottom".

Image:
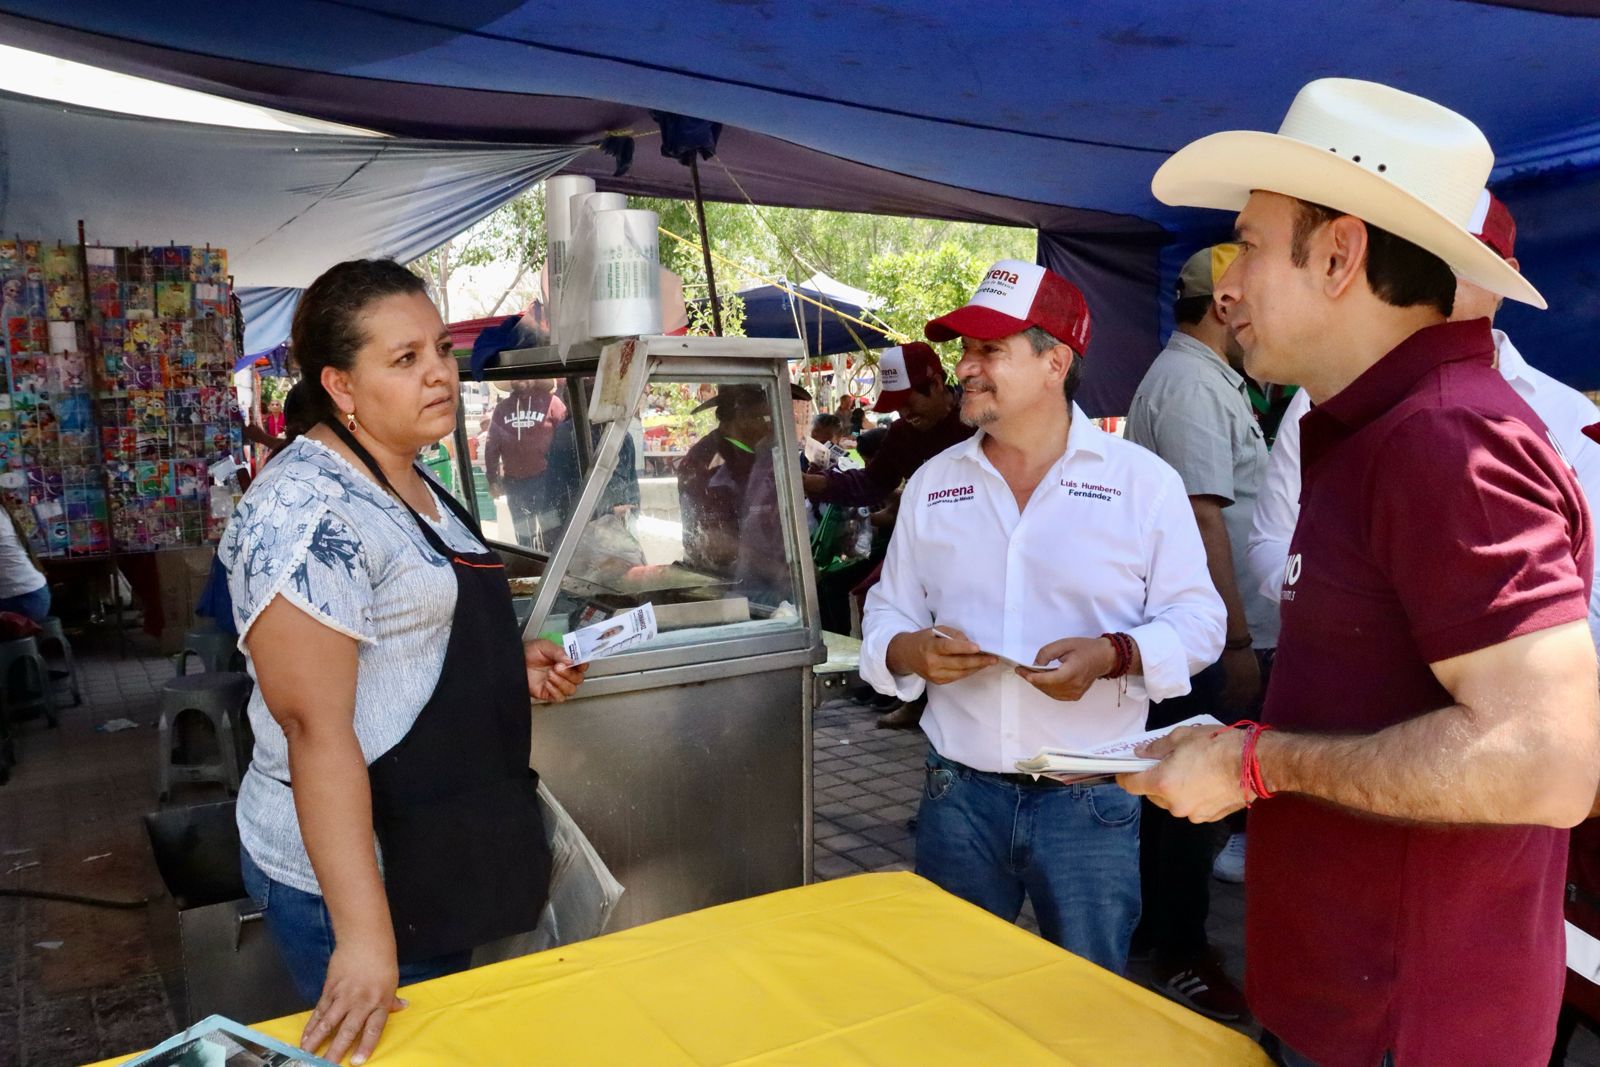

{"left": 0, "top": 636, "right": 57, "bottom": 728}
{"left": 158, "top": 672, "right": 252, "bottom": 800}
{"left": 36, "top": 616, "right": 81, "bottom": 707}
{"left": 176, "top": 627, "right": 244, "bottom": 676}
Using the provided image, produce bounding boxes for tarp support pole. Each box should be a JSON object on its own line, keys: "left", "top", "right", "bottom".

{"left": 689, "top": 158, "right": 723, "bottom": 336}
{"left": 75, "top": 219, "right": 128, "bottom": 651}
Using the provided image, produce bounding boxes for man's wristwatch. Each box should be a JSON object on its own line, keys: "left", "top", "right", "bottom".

{"left": 1224, "top": 635, "right": 1253, "bottom": 652}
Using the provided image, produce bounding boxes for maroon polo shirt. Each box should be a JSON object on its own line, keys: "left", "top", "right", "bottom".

{"left": 1249, "top": 320, "right": 1593, "bottom": 1067}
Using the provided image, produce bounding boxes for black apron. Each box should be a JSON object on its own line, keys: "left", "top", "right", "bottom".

{"left": 331, "top": 422, "right": 551, "bottom": 963}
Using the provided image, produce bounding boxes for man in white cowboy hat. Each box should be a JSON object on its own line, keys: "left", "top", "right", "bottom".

{"left": 1247, "top": 189, "right": 1600, "bottom": 651}
{"left": 1122, "top": 79, "right": 1599, "bottom": 1067}
{"left": 859, "top": 260, "right": 1224, "bottom": 973}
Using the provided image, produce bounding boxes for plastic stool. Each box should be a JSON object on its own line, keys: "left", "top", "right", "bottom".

{"left": 36, "top": 616, "right": 81, "bottom": 707}
{"left": 157, "top": 672, "right": 252, "bottom": 800}
{"left": 0, "top": 636, "right": 57, "bottom": 728}
{"left": 176, "top": 627, "right": 244, "bottom": 676}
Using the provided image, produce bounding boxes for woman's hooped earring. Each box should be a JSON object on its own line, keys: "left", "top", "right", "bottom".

{"left": 346, "top": 409, "right": 358, "bottom": 432}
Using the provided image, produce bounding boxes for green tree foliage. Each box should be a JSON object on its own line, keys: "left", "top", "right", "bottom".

{"left": 634, "top": 195, "right": 1032, "bottom": 360}
{"left": 864, "top": 243, "right": 995, "bottom": 364}
{"left": 684, "top": 290, "right": 747, "bottom": 338}
{"left": 642, "top": 198, "right": 760, "bottom": 337}
{"left": 412, "top": 185, "right": 548, "bottom": 320}
{"left": 413, "top": 179, "right": 1032, "bottom": 353}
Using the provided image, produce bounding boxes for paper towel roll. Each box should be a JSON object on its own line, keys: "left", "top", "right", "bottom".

{"left": 544, "top": 174, "right": 596, "bottom": 298}
{"left": 589, "top": 209, "right": 661, "bottom": 339}
{"left": 570, "top": 191, "right": 628, "bottom": 236}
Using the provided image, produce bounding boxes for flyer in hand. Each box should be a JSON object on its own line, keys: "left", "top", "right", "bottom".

{"left": 562, "top": 603, "right": 658, "bottom": 665}
{"left": 118, "top": 1014, "right": 335, "bottom": 1066}
{"left": 930, "top": 627, "right": 1053, "bottom": 673}
{"left": 1013, "top": 714, "right": 1224, "bottom": 780}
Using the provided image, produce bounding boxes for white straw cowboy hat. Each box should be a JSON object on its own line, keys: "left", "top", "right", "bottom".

{"left": 1151, "top": 78, "right": 1545, "bottom": 309}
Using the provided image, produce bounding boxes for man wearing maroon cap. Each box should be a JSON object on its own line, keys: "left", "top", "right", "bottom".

{"left": 859, "top": 260, "right": 1225, "bottom": 971}
{"left": 1130, "top": 79, "right": 1599, "bottom": 1067}
{"left": 805, "top": 342, "right": 974, "bottom": 725}
{"left": 801, "top": 342, "right": 971, "bottom": 509}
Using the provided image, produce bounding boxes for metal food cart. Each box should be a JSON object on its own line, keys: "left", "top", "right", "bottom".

{"left": 455, "top": 334, "right": 826, "bottom": 930}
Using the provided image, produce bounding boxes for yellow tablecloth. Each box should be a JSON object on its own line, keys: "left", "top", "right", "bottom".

{"left": 92, "top": 872, "right": 1270, "bottom": 1066}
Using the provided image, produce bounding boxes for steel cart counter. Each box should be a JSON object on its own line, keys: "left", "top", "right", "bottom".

{"left": 455, "top": 335, "right": 824, "bottom": 931}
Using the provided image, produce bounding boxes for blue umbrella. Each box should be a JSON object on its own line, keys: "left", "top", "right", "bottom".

{"left": 730, "top": 273, "right": 896, "bottom": 357}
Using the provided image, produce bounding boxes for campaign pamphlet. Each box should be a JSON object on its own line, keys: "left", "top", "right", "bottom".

{"left": 562, "top": 603, "right": 658, "bottom": 665}
{"left": 117, "top": 1014, "right": 335, "bottom": 1066}
{"left": 930, "top": 626, "right": 1054, "bottom": 672}
{"left": 1013, "top": 714, "right": 1225, "bottom": 782}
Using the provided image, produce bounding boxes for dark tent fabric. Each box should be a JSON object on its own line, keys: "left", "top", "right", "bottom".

{"left": 6, "top": 3, "right": 1597, "bottom": 409}
{"left": 733, "top": 274, "right": 896, "bottom": 357}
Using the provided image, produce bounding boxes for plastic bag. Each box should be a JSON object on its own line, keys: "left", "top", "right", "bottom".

{"left": 471, "top": 781, "right": 625, "bottom": 966}
{"left": 566, "top": 512, "right": 647, "bottom": 584}
{"left": 552, "top": 206, "right": 600, "bottom": 359}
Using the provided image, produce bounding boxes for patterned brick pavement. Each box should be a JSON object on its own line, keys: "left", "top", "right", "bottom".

{"left": 0, "top": 632, "right": 186, "bottom": 1067}
{"left": 811, "top": 697, "right": 924, "bottom": 881}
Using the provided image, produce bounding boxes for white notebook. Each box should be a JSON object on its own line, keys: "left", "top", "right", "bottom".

{"left": 1013, "top": 714, "right": 1224, "bottom": 776}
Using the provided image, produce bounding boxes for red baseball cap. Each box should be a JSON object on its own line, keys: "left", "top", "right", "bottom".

{"left": 873, "top": 343, "right": 944, "bottom": 414}
{"left": 1467, "top": 189, "right": 1516, "bottom": 261}
{"left": 924, "top": 259, "right": 1092, "bottom": 354}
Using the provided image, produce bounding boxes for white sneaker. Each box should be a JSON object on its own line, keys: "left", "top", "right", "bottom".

{"left": 1212, "top": 832, "right": 1246, "bottom": 883}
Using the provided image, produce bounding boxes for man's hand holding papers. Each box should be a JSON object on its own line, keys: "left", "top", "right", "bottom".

{"left": 886, "top": 626, "right": 999, "bottom": 685}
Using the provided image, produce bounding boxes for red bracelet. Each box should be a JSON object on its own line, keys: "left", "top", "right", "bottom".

{"left": 1242, "top": 722, "right": 1275, "bottom": 804}
{"left": 1214, "top": 720, "right": 1275, "bottom": 806}
{"left": 1100, "top": 632, "right": 1133, "bottom": 679}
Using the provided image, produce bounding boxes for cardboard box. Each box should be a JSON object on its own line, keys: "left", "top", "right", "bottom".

{"left": 156, "top": 547, "right": 216, "bottom": 653}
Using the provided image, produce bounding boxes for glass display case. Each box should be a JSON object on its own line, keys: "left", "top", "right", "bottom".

{"left": 453, "top": 335, "right": 822, "bottom": 929}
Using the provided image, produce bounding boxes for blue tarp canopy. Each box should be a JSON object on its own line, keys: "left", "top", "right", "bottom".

{"left": 733, "top": 273, "right": 896, "bottom": 357}
{"left": 4, "top": 2, "right": 1596, "bottom": 412}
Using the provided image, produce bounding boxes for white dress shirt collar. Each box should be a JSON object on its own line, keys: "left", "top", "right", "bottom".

{"left": 1494, "top": 329, "right": 1530, "bottom": 388}
{"left": 953, "top": 402, "right": 1108, "bottom": 469}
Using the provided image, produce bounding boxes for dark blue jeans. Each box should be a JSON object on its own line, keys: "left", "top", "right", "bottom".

{"left": 914, "top": 748, "right": 1142, "bottom": 973}
{"left": 0, "top": 585, "right": 50, "bottom": 623}
{"left": 240, "top": 847, "right": 471, "bottom": 1004}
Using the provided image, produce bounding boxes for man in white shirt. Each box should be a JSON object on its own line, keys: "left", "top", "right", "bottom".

{"left": 860, "top": 260, "right": 1226, "bottom": 973}
{"left": 1246, "top": 190, "right": 1600, "bottom": 644}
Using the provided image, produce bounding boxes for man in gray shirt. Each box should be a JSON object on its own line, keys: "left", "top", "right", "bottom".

{"left": 1124, "top": 244, "right": 1274, "bottom": 1022}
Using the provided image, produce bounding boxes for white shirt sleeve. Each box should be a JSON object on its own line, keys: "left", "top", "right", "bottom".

{"left": 1126, "top": 466, "right": 1228, "bottom": 701}
{"left": 860, "top": 474, "right": 933, "bottom": 702}
{"left": 1246, "top": 387, "right": 1310, "bottom": 607}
